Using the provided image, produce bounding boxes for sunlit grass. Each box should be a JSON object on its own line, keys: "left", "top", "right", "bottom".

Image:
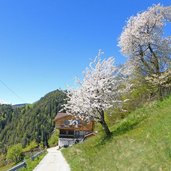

{"left": 19, "top": 151, "right": 47, "bottom": 171}
{"left": 62, "top": 96, "right": 171, "bottom": 171}
{"left": 0, "top": 163, "right": 14, "bottom": 171}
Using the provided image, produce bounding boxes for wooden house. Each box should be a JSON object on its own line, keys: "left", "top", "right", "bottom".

{"left": 54, "top": 112, "right": 94, "bottom": 147}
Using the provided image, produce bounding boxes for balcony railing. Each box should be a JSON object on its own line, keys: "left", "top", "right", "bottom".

{"left": 59, "top": 134, "right": 84, "bottom": 138}
{"left": 59, "top": 134, "right": 75, "bottom": 138}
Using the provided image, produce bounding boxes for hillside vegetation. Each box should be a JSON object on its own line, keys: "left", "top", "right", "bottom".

{"left": 0, "top": 89, "right": 66, "bottom": 154}
{"left": 62, "top": 96, "right": 171, "bottom": 171}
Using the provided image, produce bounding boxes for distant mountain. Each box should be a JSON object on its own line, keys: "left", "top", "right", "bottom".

{"left": 12, "top": 103, "right": 29, "bottom": 108}
{"left": 0, "top": 89, "right": 67, "bottom": 153}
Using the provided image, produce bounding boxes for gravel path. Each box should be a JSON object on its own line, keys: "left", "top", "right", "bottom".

{"left": 33, "top": 147, "right": 70, "bottom": 171}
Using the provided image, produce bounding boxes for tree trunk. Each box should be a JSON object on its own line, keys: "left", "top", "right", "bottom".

{"left": 99, "top": 110, "right": 111, "bottom": 136}
{"left": 157, "top": 72, "right": 163, "bottom": 101}
{"left": 158, "top": 84, "right": 163, "bottom": 101}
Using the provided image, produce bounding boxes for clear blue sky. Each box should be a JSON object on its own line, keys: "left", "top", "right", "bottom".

{"left": 0, "top": 0, "right": 170, "bottom": 104}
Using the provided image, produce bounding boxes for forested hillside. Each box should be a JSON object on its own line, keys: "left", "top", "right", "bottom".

{"left": 0, "top": 89, "right": 66, "bottom": 154}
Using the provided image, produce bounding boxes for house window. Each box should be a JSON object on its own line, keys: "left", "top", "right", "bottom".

{"left": 60, "top": 130, "right": 67, "bottom": 135}
{"left": 77, "top": 120, "right": 81, "bottom": 124}
{"left": 75, "top": 131, "right": 80, "bottom": 136}
{"left": 64, "top": 120, "right": 70, "bottom": 125}
{"left": 68, "top": 130, "right": 74, "bottom": 135}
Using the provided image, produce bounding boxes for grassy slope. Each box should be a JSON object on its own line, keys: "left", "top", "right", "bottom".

{"left": 0, "top": 163, "right": 14, "bottom": 171}
{"left": 62, "top": 97, "right": 171, "bottom": 171}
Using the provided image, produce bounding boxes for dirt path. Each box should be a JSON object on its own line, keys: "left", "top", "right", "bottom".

{"left": 33, "top": 147, "right": 70, "bottom": 171}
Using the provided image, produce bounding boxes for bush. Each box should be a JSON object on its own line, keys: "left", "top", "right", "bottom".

{"left": 22, "top": 141, "right": 38, "bottom": 153}
{"left": 6, "top": 144, "right": 23, "bottom": 163}
{"left": 48, "top": 129, "right": 59, "bottom": 147}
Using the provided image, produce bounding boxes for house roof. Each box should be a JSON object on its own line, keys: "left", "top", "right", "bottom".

{"left": 54, "top": 112, "right": 72, "bottom": 120}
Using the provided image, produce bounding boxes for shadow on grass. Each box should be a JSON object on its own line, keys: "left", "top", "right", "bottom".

{"left": 113, "top": 120, "right": 140, "bottom": 135}
{"left": 96, "top": 115, "right": 147, "bottom": 147}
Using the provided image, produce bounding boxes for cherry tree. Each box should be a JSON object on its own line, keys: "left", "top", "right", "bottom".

{"left": 119, "top": 4, "right": 171, "bottom": 99}
{"left": 64, "top": 51, "right": 132, "bottom": 136}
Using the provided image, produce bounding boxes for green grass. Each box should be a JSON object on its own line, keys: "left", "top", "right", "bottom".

{"left": 0, "top": 163, "right": 14, "bottom": 171}
{"left": 20, "top": 151, "right": 47, "bottom": 171}
{"left": 62, "top": 97, "right": 171, "bottom": 171}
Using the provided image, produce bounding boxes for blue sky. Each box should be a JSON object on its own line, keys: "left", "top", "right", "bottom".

{"left": 0, "top": 0, "right": 170, "bottom": 104}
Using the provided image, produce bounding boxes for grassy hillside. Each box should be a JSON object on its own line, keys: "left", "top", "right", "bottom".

{"left": 62, "top": 96, "right": 171, "bottom": 171}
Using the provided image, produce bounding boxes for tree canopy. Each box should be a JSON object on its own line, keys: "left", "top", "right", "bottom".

{"left": 64, "top": 51, "right": 132, "bottom": 136}
{"left": 119, "top": 4, "right": 171, "bottom": 99}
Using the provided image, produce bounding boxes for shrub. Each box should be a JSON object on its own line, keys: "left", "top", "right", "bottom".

{"left": 48, "top": 129, "right": 59, "bottom": 147}
{"left": 6, "top": 144, "right": 23, "bottom": 163}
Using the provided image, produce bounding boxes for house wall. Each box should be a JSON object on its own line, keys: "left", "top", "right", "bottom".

{"left": 55, "top": 115, "right": 94, "bottom": 131}
{"left": 59, "top": 138, "right": 78, "bottom": 147}
{"left": 55, "top": 114, "right": 94, "bottom": 147}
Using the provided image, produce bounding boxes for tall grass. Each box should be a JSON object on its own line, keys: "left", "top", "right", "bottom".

{"left": 0, "top": 162, "right": 14, "bottom": 171}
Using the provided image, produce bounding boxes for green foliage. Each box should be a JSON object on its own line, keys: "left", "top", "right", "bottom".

{"left": 123, "top": 74, "right": 155, "bottom": 112}
{"left": 62, "top": 96, "right": 171, "bottom": 171}
{"left": 6, "top": 144, "right": 23, "bottom": 163}
{"left": 1, "top": 151, "right": 47, "bottom": 171}
{"left": 0, "top": 153, "right": 6, "bottom": 167}
{"left": 0, "top": 89, "right": 66, "bottom": 154}
{"left": 48, "top": 129, "right": 59, "bottom": 147}
{"left": 0, "top": 162, "right": 14, "bottom": 171}
{"left": 22, "top": 141, "right": 38, "bottom": 153}
{"left": 20, "top": 151, "right": 47, "bottom": 171}
{"left": 103, "top": 74, "right": 157, "bottom": 128}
